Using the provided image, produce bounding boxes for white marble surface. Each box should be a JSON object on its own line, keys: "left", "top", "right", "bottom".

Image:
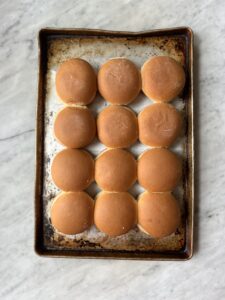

{"left": 0, "top": 0, "right": 225, "bottom": 299}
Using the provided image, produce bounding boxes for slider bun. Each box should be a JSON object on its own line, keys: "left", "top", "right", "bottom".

{"left": 51, "top": 149, "right": 94, "bottom": 191}
{"left": 98, "top": 58, "right": 141, "bottom": 104}
{"left": 97, "top": 105, "right": 138, "bottom": 148}
{"left": 95, "top": 149, "right": 137, "bottom": 191}
{"left": 51, "top": 192, "right": 94, "bottom": 235}
{"left": 54, "top": 106, "right": 96, "bottom": 148}
{"left": 138, "top": 148, "right": 182, "bottom": 192}
{"left": 141, "top": 56, "right": 185, "bottom": 102}
{"left": 56, "top": 58, "right": 97, "bottom": 105}
{"left": 138, "top": 103, "right": 182, "bottom": 147}
{"left": 138, "top": 192, "right": 181, "bottom": 238}
{"left": 94, "top": 191, "right": 137, "bottom": 236}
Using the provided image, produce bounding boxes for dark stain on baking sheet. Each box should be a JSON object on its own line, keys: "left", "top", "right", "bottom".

{"left": 35, "top": 28, "right": 194, "bottom": 260}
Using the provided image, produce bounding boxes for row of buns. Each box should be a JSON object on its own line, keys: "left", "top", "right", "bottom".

{"left": 56, "top": 56, "right": 185, "bottom": 106}
{"left": 51, "top": 148, "right": 182, "bottom": 193}
{"left": 51, "top": 190, "right": 180, "bottom": 238}
{"left": 54, "top": 103, "right": 182, "bottom": 149}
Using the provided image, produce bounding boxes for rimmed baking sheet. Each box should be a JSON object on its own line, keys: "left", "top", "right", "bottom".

{"left": 35, "top": 27, "right": 194, "bottom": 260}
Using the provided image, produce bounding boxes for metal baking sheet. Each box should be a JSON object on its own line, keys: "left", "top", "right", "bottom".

{"left": 35, "top": 27, "right": 194, "bottom": 260}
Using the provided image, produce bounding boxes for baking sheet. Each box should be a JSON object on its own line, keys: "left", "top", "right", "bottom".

{"left": 35, "top": 28, "right": 194, "bottom": 259}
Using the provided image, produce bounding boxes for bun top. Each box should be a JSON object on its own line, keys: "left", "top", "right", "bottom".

{"left": 54, "top": 106, "right": 96, "bottom": 148}
{"left": 56, "top": 58, "right": 97, "bottom": 105}
{"left": 51, "top": 149, "right": 94, "bottom": 192}
{"left": 51, "top": 192, "right": 94, "bottom": 235}
{"left": 98, "top": 58, "right": 141, "bottom": 104}
{"left": 94, "top": 191, "right": 137, "bottom": 236}
{"left": 141, "top": 56, "right": 185, "bottom": 102}
{"left": 95, "top": 149, "right": 137, "bottom": 192}
{"left": 97, "top": 105, "right": 138, "bottom": 148}
{"left": 138, "top": 192, "right": 181, "bottom": 238}
{"left": 138, "top": 148, "right": 182, "bottom": 192}
{"left": 138, "top": 103, "right": 182, "bottom": 147}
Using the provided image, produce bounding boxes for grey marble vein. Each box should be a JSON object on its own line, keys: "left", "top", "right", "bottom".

{"left": 0, "top": 0, "right": 225, "bottom": 299}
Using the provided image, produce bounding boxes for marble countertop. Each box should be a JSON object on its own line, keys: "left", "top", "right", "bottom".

{"left": 0, "top": 0, "right": 225, "bottom": 299}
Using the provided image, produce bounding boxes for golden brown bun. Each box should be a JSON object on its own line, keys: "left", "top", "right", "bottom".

{"left": 51, "top": 149, "right": 94, "bottom": 191}
{"left": 141, "top": 56, "right": 186, "bottom": 102}
{"left": 98, "top": 58, "right": 141, "bottom": 104}
{"left": 51, "top": 192, "right": 94, "bottom": 235}
{"left": 97, "top": 105, "right": 138, "bottom": 148}
{"left": 138, "top": 148, "right": 182, "bottom": 192}
{"left": 138, "top": 192, "right": 181, "bottom": 238}
{"left": 56, "top": 58, "right": 97, "bottom": 105}
{"left": 54, "top": 106, "right": 96, "bottom": 148}
{"left": 138, "top": 103, "right": 182, "bottom": 147}
{"left": 94, "top": 191, "right": 137, "bottom": 236}
{"left": 95, "top": 149, "right": 137, "bottom": 191}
